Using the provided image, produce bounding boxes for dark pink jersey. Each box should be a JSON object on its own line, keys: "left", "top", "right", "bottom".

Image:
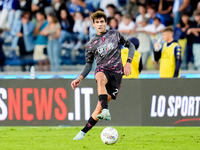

{"left": 85, "top": 30, "right": 131, "bottom": 74}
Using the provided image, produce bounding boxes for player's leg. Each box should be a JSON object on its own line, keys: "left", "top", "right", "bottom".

{"left": 94, "top": 72, "right": 112, "bottom": 120}
{"left": 91, "top": 95, "right": 112, "bottom": 120}
{"left": 73, "top": 95, "right": 112, "bottom": 140}
{"left": 73, "top": 72, "right": 110, "bottom": 140}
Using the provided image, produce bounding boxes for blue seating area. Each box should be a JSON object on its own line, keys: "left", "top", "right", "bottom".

{"left": 4, "top": 47, "right": 86, "bottom": 67}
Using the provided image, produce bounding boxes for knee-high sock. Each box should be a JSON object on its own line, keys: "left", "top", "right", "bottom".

{"left": 81, "top": 116, "right": 98, "bottom": 133}
{"left": 99, "top": 94, "right": 108, "bottom": 109}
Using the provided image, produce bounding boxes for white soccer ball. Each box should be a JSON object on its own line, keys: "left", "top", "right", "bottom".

{"left": 101, "top": 127, "right": 118, "bottom": 145}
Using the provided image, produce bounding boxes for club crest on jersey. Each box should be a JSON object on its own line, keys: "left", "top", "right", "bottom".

{"left": 101, "top": 37, "right": 105, "bottom": 42}
{"left": 97, "top": 43, "right": 114, "bottom": 56}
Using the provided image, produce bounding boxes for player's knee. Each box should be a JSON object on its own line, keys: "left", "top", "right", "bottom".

{"left": 97, "top": 78, "right": 107, "bottom": 86}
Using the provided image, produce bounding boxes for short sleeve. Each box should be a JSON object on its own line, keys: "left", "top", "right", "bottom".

{"left": 85, "top": 44, "right": 94, "bottom": 63}
{"left": 118, "top": 32, "right": 131, "bottom": 48}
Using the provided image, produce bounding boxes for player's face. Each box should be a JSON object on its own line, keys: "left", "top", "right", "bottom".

{"left": 162, "top": 32, "right": 169, "bottom": 42}
{"left": 93, "top": 17, "right": 107, "bottom": 35}
{"left": 162, "top": 32, "right": 173, "bottom": 42}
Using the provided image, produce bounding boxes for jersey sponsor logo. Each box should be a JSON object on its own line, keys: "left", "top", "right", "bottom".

{"left": 97, "top": 43, "right": 115, "bottom": 56}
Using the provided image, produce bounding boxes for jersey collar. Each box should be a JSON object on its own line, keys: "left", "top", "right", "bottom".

{"left": 96, "top": 30, "right": 108, "bottom": 37}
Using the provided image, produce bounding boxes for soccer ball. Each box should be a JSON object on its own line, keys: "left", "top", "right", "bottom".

{"left": 101, "top": 127, "right": 118, "bottom": 145}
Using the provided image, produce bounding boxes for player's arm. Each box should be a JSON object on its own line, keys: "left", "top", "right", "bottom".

{"left": 173, "top": 46, "right": 181, "bottom": 77}
{"left": 71, "top": 44, "right": 94, "bottom": 90}
{"left": 153, "top": 42, "right": 163, "bottom": 61}
{"left": 119, "top": 32, "right": 135, "bottom": 76}
{"left": 139, "top": 57, "right": 143, "bottom": 73}
{"left": 124, "top": 43, "right": 135, "bottom": 76}
{"left": 71, "top": 63, "right": 93, "bottom": 90}
{"left": 154, "top": 51, "right": 161, "bottom": 62}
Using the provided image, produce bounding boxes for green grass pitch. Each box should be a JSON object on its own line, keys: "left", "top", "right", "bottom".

{"left": 0, "top": 126, "right": 200, "bottom": 150}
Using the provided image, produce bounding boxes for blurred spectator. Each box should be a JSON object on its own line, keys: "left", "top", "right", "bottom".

{"left": 143, "top": 17, "right": 165, "bottom": 68}
{"left": 114, "top": 11, "right": 123, "bottom": 26}
{"left": 33, "top": 11, "right": 50, "bottom": 71}
{"left": 190, "top": 0, "right": 199, "bottom": 13}
{"left": 106, "top": 4, "right": 116, "bottom": 18}
{"left": 82, "top": 12, "right": 93, "bottom": 39}
{"left": 147, "top": 4, "right": 165, "bottom": 25}
{"left": 82, "top": 12, "right": 97, "bottom": 40}
{"left": 187, "top": 10, "right": 200, "bottom": 70}
{"left": 198, "top": 2, "right": 200, "bottom": 11}
{"left": 146, "top": 0, "right": 160, "bottom": 6}
{"left": 138, "top": 0, "right": 146, "bottom": 4}
{"left": 143, "top": 17, "right": 165, "bottom": 48}
{"left": 176, "top": 12, "right": 194, "bottom": 70}
{"left": 158, "top": 0, "right": 174, "bottom": 26}
{"left": 18, "top": 0, "right": 32, "bottom": 12}
{"left": 118, "top": 14, "right": 135, "bottom": 37}
{"left": 143, "top": 17, "right": 165, "bottom": 37}
{"left": 83, "top": 0, "right": 101, "bottom": 10}
{"left": 31, "top": 0, "right": 50, "bottom": 15}
{"left": 176, "top": 12, "right": 192, "bottom": 37}
{"left": 0, "top": 0, "right": 3, "bottom": 10}
{"left": 134, "top": 4, "right": 150, "bottom": 30}
{"left": 58, "top": 9, "right": 74, "bottom": 44}
{"left": 74, "top": 0, "right": 95, "bottom": 16}
{"left": 172, "top": 0, "right": 191, "bottom": 26}
{"left": 125, "top": 0, "right": 139, "bottom": 20}
{"left": 68, "top": 0, "right": 84, "bottom": 16}
{"left": 52, "top": 0, "right": 68, "bottom": 21}
{"left": 72, "top": 11, "right": 85, "bottom": 50}
{"left": 40, "top": 13, "right": 61, "bottom": 71}
{"left": 0, "top": 0, "right": 20, "bottom": 30}
{"left": 10, "top": 11, "right": 35, "bottom": 71}
{"left": 108, "top": 17, "right": 118, "bottom": 30}
{"left": 134, "top": 17, "right": 151, "bottom": 69}
{"left": 100, "top": 0, "right": 119, "bottom": 17}
{"left": 0, "top": 29, "right": 5, "bottom": 72}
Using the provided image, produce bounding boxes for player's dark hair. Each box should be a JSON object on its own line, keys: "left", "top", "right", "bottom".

{"left": 163, "top": 26, "right": 174, "bottom": 33}
{"left": 91, "top": 11, "right": 107, "bottom": 23}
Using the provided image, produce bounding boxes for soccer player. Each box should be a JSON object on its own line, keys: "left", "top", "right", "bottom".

{"left": 121, "top": 37, "right": 143, "bottom": 78}
{"left": 71, "top": 11, "right": 135, "bottom": 140}
{"left": 154, "top": 27, "right": 181, "bottom": 78}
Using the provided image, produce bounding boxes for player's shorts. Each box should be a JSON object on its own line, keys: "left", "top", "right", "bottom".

{"left": 95, "top": 69, "right": 123, "bottom": 100}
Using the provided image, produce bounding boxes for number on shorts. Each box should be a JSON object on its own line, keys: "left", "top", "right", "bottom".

{"left": 113, "top": 89, "right": 119, "bottom": 96}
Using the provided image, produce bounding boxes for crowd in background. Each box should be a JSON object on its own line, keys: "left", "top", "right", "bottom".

{"left": 0, "top": 0, "right": 199, "bottom": 72}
